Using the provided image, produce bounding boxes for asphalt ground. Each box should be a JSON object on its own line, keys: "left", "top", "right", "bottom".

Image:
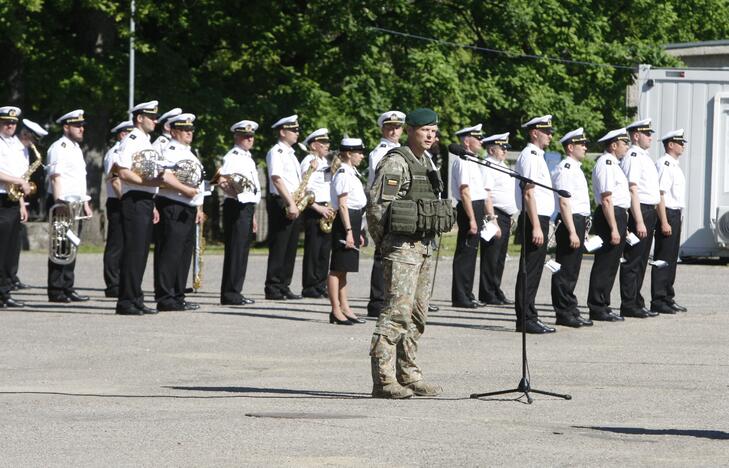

{"left": 1, "top": 252, "right": 728, "bottom": 467}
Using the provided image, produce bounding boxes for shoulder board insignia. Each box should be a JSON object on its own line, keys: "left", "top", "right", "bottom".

{"left": 61, "top": 142, "right": 66, "bottom": 148}
{"left": 380, "top": 143, "right": 386, "bottom": 148}
{"left": 277, "top": 148, "right": 283, "bottom": 153}
{"left": 129, "top": 134, "right": 136, "bottom": 140}
{"left": 530, "top": 150, "right": 537, "bottom": 155}
{"left": 232, "top": 150, "right": 238, "bottom": 155}
{"left": 630, "top": 152, "right": 637, "bottom": 157}
{"left": 564, "top": 163, "right": 570, "bottom": 169}
{"left": 606, "top": 159, "right": 612, "bottom": 165}
{"left": 336, "top": 168, "right": 345, "bottom": 174}
{"left": 169, "top": 146, "right": 175, "bottom": 150}
{"left": 664, "top": 161, "right": 670, "bottom": 166}
{"left": 161, "top": 136, "right": 168, "bottom": 142}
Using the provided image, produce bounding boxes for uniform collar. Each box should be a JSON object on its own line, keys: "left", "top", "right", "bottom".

{"left": 380, "top": 137, "right": 399, "bottom": 147}
{"left": 602, "top": 152, "right": 618, "bottom": 162}
{"left": 663, "top": 153, "right": 680, "bottom": 166}
{"left": 629, "top": 144, "right": 647, "bottom": 156}
{"left": 566, "top": 155, "right": 582, "bottom": 167}
{"left": 132, "top": 127, "right": 151, "bottom": 141}
{"left": 170, "top": 138, "right": 190, "bottom": 150}
{"left": 526, "top": 142, "right": 544, "bottom": 156}
{"left": 275, "top": 140, "right": 294, "bottom": 153}
{"left": 60, "top": 134, "right": 80, "bottom": 148}
{"left": 234, "top": 144, "right": 251, "bottom": 156}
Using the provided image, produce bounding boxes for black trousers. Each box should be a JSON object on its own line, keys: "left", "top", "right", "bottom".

{"left": 551, "top": 214, "right": 587, "bottom": 320}
{"left": 514, "top": 215, "right": 549, "bottom": 325}
{"left": 651, "top": 208, "right": 681, "bottom": 308}
{"left": 0, "top": 196, "right": 20, "bottom": 301}
{"left": 620, "top": 204, "right": 658, "bottom": 311}
{"left": 117, "top": 191, "right": 155, "bottom": 310}
{"left": 479, "top": 207, "right": 512, "bottom": 303}
{"left": 452, "top": 199, "right": 486, "bottom": 304}
{"left": 154, "top": 197, "right": 196, "bottom": 308}
{"left": 368, "top": 248, "right": 385, "bottom": 314}
{"left": 9, "top": 223, "right": 22, "bottom": 283}
{"left": 220, "top": 198, "right": 255, "bottom": 303}
{"left": 301, "top": 203, "right": 332, "bottom": 295}
{"left": 587, "top": 206, "right": 628, "bottom": 316}
{"left": 265, "top": 195, "right": 302, "bottom": 296}
{"left": 103, "top": 197, "right": 123, "bottom": 295}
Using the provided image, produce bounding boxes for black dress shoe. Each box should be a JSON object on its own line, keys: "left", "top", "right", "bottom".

{"left": 452, "top": 301, "right": 477, "bottom": 309}
{"left": 301, "top": 289, "right": 323, "bottom": 298}
{"left": 669, "top": 302, "right": 687, "bottom": 312}
{"left": 4, "top": 298, "right": 25, "bottom": 308}
{"left": 329, "top": 312, "right": 353, "bottom": 325}
{"left": 104, "top": 289, "right": 119, "bottom": 298}
{"left": 651, "top": 303, "right": 676, "bottom": 314}
{"left": 472, "top": 299, "right": 486, "bottom": 308}
{"left": 643, "top": 307, "right": 659, "bottom": 317}
{"left": 68, "top": 291, "right": 90, "bottom": 302}
{"left": 535, "top": 319, "right": 556, "bottom": 332}
{"left": 576, "top": 316, "right": 593, "bottom": 326}
{"left": 140, "top": 305, "right": 158, "bottom": 315}
{"left": 590, "top": 311, "right": 622, "bottom": 322}
{"left": 283, "top": 290, "right": 303, "bottom": 300}
{"left": 500, "top": 297, "right": 515, "bottom": 305}
{"left": 115, "top": 306, "right": 144, "bottom": 316}
{"left": 265, "top": 293, "right": 286, "bottom": 300}
{"left": 49, "top": 295, "right": 71, "bottom": 303}
{"left": 428, "top": 304, "right": 440, "bottom": 312}
{"left": 182, "top": 301, "right": 199, "bottom": 310}
{"left": 12, "top": 280, "right": 30, "bottom": 290}
{"left": 621, "top": 308, "right": 650, "bottom": 318}
{"left": 221, "top": 298, "right": 246, "bottom": 306}
{"left": 516, "top": 320, "right": 555, "bottom": 334}
{"left": 555, "top": 315, "right": 582, "bottom": 328}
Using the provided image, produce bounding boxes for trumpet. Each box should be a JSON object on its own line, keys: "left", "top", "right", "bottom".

{"left": 48, "top": 195, "right": 91, "bottom": 265}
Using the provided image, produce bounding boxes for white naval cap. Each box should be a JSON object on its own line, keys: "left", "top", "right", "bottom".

{"left": 340, "top": 137, "right": 365, "bottom": 151}
{"left": 377, "top": 110, "right": 406, "bottom": 128}
{"left": 481, "top": 132, "right": 511, "bottom": 148}
{"left": 522, "top": 114, "right": 553, "bottom": 131}
{"left": 168, "top": 113, "right": 196, "bottom": 129}
{"left": 455, "top": 123, "right": 483, "bottom": 137}
{"left": 230, "top": 119, "right": 259, "bottom": 135}
{"left": 129, "top": 100, "right": 159, "bottom": 116}
{"left": 271, "top": 114, "right": 299, "bottom": 129}
{"left": 0, "top": 106, "right": 21, "bottom": 122}
{"left": 56, "top": 109, "right": 86, "bottom": 125}
{"left": 598, "top": 127, "right": 630, "bottom": 144}
{"left": 303, "top": 128, "right": 330, "bottom": 146}
{"left": 22, "top": 119, "right": 48, "bottom": 138}
{"left": 626, "top": 118, "right": 654, "bottom": 134}
{"left": 110, "top": 120, "right": 134, "bottom": 134}
{"left": 559, "top": 127, "right": 588, "bottom": 145}
{"left": 661, "top": 128, "right": 687, "bottom": 143}
{"left": 158, "top": 107, "right": 182, "bottom": 124}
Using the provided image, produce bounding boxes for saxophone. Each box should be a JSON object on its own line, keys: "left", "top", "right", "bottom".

{"left": 286, "top": 159, "right": 316, "bottom": 215}
{"left": 319, "top": 153, "right": 341, "bottom": 233}
{"left": 8, "top": 143, "right": 43, "bottom": 202}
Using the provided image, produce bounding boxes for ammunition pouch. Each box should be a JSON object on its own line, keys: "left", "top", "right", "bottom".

{"left": 388, "top": 199, "right": 455, "bottom": 236}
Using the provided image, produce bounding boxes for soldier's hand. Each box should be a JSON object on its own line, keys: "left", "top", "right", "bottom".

{"left": 19, "top": 202, "right": 28, "bottom": 223}
{"left": 532, "top": 227, "right": 544, "bottom": 246}
{"left": 661, "top": 222, "right": 672, "bottom": 237}
{"left": 287, "top": 204, "right": 299, "bottom": 220}
{"left": 152, "top": 207, "right": 160, "bottom": 224}
{"left": 636, "top": 221, "right": 647, "bottom": 239}
{"left": 494, "top": 224, "right": 502, "bottom": 240}
{"left": 610, "top": 228, "right": 620, "bottom": 245}
{"left": 20, "top": 181, "right": 32, "bottom": 196}
{"left": 184, "top": 187, "right": 199, "bottom": 199}
{"left": 345, "top": 231, "right": 355, "bottom": 249}
{"left": 569, "top": 232, "right": 581, "bottom": 249}
{"left": 469, "top": 219, "right": 478, "bottom": 235}
{"left": 252, "top": 217, "right": 258, "bottom": 233}
{"left": 322, "top": 207, "right": 335, "bottom": 219}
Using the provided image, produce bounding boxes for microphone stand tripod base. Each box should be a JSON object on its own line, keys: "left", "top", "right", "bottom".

{"left": 470, "top": 377, "right": 571, "bottom": 404}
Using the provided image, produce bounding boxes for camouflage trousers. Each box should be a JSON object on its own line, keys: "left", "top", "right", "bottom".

{"left": 370, "top": 237, "right": 434, "bottom": 386}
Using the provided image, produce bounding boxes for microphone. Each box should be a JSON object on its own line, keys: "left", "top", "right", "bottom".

{"left": 448, "top": 143, "right": 476, "bottom": 158}
{"left": 557, "top": 190, "right": 572, "bottom": 198}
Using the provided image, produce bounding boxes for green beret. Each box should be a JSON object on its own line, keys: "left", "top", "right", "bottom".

{"left": 405, "top": 108, "right": 438, "bottom": 127}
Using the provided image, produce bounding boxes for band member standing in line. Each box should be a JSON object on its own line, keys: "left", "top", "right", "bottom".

{"left": 651, "top": 129, "right": 688, "bottom": 314}
{"left": 587, "top": 128, "right": 632, "bottom": 322}
{"left": 151, "top": 107, "right": 182, "bottom": 154}
{"left": 102, "top": 120, "right": 133, "bottom": 298}
{"left": 366, "top": 110, "right": 405, "bottom": 317}
{"left": 478, "top": 132, "right": 517, "bottom": 305}
{"left": 264, "top": 114, "right": 304, "bottom": 300}
{"left": 154, "top": 113, "right": 205, "bottom": 311}
{"left": 219, "top": 120, "right": 261, "bottom": 306}
{"left": 300, "top": 128, "right": 334, "bottom": 298}
{"left": 550, "top": 128, "right": 593, "bottom": 328}
{"left": 0, "top": 106, "right": 31, "bottom": 308}
{"left": 46, "top": 109, "right": 92, "bottom": 303}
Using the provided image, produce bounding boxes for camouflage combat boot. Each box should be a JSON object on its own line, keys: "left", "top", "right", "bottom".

{"left": 403, "top": 380, "right": 443, "bottom": 397}
{"left": 370, "top": 335, "right": 414, "bottom": 399}
{"left": 396, "top": 333, "right": 442, "bottom": 396}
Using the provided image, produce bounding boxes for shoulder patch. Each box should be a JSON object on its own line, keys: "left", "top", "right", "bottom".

{"left": 277, "top": 148, "right": 283, "bottom": 153}
{"left": 630, "top": 152, "right": 637, "bottom": 157}
{"left": 664, "top": 161, "right": 670, "bottom": 166}
{"left": 336, "top": 168, "right": 345, "bottom": 175}
{"left": 379, "top": 143, "right": 386, "bottom": 148}
{"left": 530, "top": 150, "right": 537, "bottom": 155}
{"left": 168, "top": 146, "right": 175, "bottom": 151}
{"left": 232, "top": 150, "right": 238, "bottom": 155}
{"left": 61, "top": 142, "right": 66, "bottom": 148}
{"left": 564, "top": 163, "right": 570, "bottom": 169}
{"left": 606, "top": 159, "right": 612, "bottom": 165}
{"left": 381, "top": 174, "right": 401, "bottom": 200}
{"left": 129, "top": 134, "right": 136, "bottom": 140}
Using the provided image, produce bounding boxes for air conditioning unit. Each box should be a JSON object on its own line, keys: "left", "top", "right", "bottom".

{"left": 713, "top": 206, "right": 729, "bottom": 248}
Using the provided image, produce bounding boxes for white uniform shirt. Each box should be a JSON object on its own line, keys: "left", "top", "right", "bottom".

{"left": 151, "top": 133, "right": 171, "bottom": 154}
{"left": 331, "top": 163, "right": 366, "bottom": 210}
{"left": 0, "top": 134, "right": 28, "bottom": 194}
{"left": 266, "top": 141, "right": 301, "bottom": 196}
{"left": 450, "top": 157, "right": 487, "bottom": 201}
{"left": 620, "top": 145, "right": 661, "bottom": 205}
{"left": 46, "top": 135, "right": 87, "bottom": 200}
{"left": 592, "top": 153, "right": 630, "bottom": 208}
{"left": 656, "top": 154, "right": 686, "bottom": 210}
{"left": 367, "top": 138, "right": 399, "bottom": 189}
{"left": 219, "top": 145, "right": 261, "bottom": 204}
{"left": 300, "top": 153, "right": 331, "bottom": 203}
{"left": 551, "top": 157, "right": 591, "bottom": 216}
{"left": 103, "top": 141, "right": 121, "bottom": 199}
{"left": 515, "top": 143, "right": 555, "bottom": 216}
{"left": 485, "top": 156, "right": 518, "bottom": 215}
{"left": 158, "top": 140, "right": 204, "bottom": 206}
{"left": 116, "top": 127, "right": 157, "bottom": 195}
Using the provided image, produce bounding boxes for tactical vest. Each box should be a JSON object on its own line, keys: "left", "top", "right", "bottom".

{"left": 387, "top": 148, "right": 456, "bottom": 236}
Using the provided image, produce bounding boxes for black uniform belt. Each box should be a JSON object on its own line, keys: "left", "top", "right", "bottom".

{"left": 121, "top": 190, "right": 154, "bottom": 200}
{"left": 640, "top": 203, "right": 657, "bottom": 209}
{"left": 666, "top": 208, "right": 681, "bottom": 213}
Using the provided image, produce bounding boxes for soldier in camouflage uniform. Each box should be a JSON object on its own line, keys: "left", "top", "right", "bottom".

{"left": 366, "top": 108, "right": 456, "bottom": 399}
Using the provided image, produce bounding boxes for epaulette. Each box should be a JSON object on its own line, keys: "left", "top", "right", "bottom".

{"left": 564, "top": 163, "right": 570, "bottom": 169}
{"left": 380, "top": 143, "right": 386, "bottom": 148}
{"left": 168, "top": 145, "right": 175, "bottom": 151}
{"left": 277, "top": 148, "right": 283, "bottom": 153}
{"left": 232, "top": 150, "right": 238, "bottom": 155}
{"left": 530, "top": 150, "right": 537, "bottom": 155}
{"left": 606, "top": 159, "right": 612, "bottom": 165}
{"left": 61, "top": 142, "right": 66, "bottom": 148}
{"left": 129, "top": 134, "right": 136, "bottom": 140}
{"left": 630, "top": 152, "right": 637, "bottom": 157}
{"left": 336, "top": 168, "right": 345, "bottom": 174}
{"left": 664, "top": 161, "right": 670, "bottom": 166}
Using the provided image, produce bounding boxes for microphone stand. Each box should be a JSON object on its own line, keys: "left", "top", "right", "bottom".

{"left": 457, "top": 151, "right": 572, "bottom": 404}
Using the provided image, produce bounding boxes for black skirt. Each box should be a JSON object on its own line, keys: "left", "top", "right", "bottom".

{"left": 330, "top": 207, "right": 364, "bottom": 273}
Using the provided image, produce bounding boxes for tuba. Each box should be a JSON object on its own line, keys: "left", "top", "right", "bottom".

{"left": 287, "top": 159, "right": 316, "bottom": 215}
{"left": 48, "top": 195, "right": 91, "bottom": 265}
{"left": 319, "top": 153, "right": 341, "bottom": 233}
{"left": 8, "top": 143, "right": 43, "bottom": 202}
